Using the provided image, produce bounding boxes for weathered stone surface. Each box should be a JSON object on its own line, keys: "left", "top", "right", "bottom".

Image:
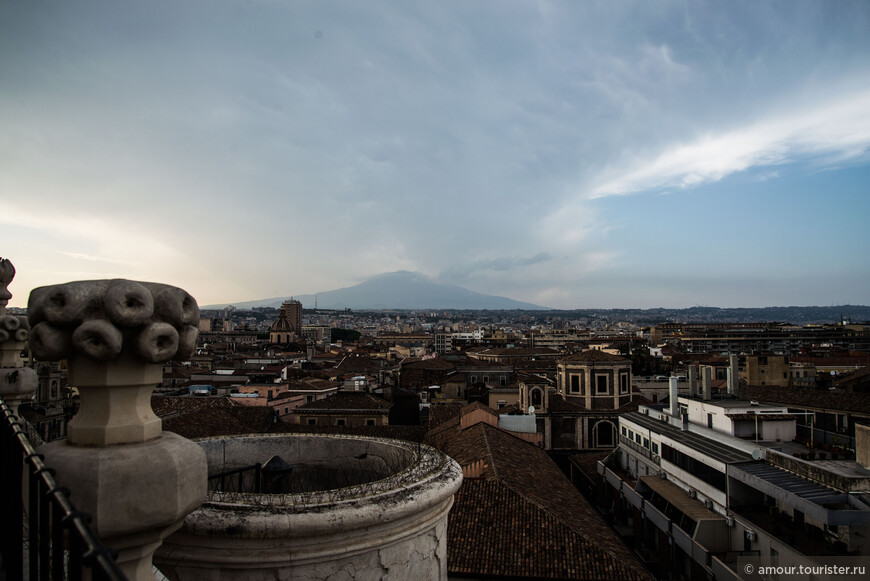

{"left": 28, "top": 276, "right": 207, "bottom": 581}
{"left": 0, "top": 257, "right": 36, "bottom": 414}
{"left": 156, "top": 435, "right": 462, "bottom": 581}
{"left": 27, "top": 279, "right": 199, "bottom": 364}
{"left": 41, "top": 431, "right": 206, "bottom": 538}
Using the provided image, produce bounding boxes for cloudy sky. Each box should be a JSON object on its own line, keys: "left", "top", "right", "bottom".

{"left": 2, "top": 1, "right": 869, "bottom": 309}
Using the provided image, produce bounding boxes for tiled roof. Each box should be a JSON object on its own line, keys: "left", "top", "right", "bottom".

{"left": 428, "top": 403, "right": 463, "bottom": 429}
{"left": 152, "top": 396, "right": 273, "bottom": 439}
{"left": 478, "top": 347, "right": 560, "bottom": 356}
{"left": 558, "top": 350, "right": 629, "bottom": 363}
{"left": 402, "top": 357, "right": 456, "bottom": 370}
{"left": 295, "top": 391, "right": 392, "bottom": 412}
{"left": 460, "top": 401, "right": 497, "bottom": 417}
{"left": 426, "top": 408, "right": 648, "bottom": 579}
{"left": 449, "top": 480, "right": 648, "bottom": 580}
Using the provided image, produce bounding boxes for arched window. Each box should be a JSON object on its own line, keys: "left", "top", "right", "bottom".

{"left": 596, "top": 421, "right": 614, "bottom": 447}
{"left": 531, "top": 388, "right": 542, "bottom": 407}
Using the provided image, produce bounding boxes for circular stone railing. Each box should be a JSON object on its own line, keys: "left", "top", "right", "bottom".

{"left": 155, "top": 434, "right": 462, "bottom": 581}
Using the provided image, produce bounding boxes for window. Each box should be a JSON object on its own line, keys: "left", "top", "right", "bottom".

{"left": 531, "top": 388, "right": 542, "bottom": 407}
{"left": 621, "top": 426, "right": 627, "bottom": 437}
{"left": 652, "top": 442, "right": 659, "bottom": 454}
{"left": 596, "top": 374, "right": 608, "bottom": 394}
{"left": 470, "top": 375, "right": 477, "bottom": 383}
{"left": 635, "top": 433, "right": 641, "bottom": 444}
{"left": 366, "top": 419, "right": 375, "bottom": 426}
{"left": 497, "top": 400, "right": 506, "bottom": 409}
{"left": 307, "top": 419, "right": 316, "bottom": 426}
{"left": 619, "top": 373, "right": 628, "bottom": 394}
{"left": 643, "top": 438, "right": 649, "bottom": 449}
{"left": 337, "top": 419, "right": 345, "bottom": 426}
{"left": 596, "top": 422, "right": 613, "bottom": 446}
{"left": 306, "top": 395, "right": 313, "bottom": 403}
{"left": 707, "top": 413, "right": 713, "bottom": 429}
{"left": 570, "top": 375, "right": 580, "bottom": 394}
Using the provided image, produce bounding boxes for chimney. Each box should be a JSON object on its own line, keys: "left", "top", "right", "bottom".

{"left": 728, "top": 354, "right": 738, "bottom": 395}
{"left": 701, "top": 366, "right": 712, "bottom": 401}
{"left": 688, "top": 364, "right": 698, "bottom": 397}
{"left": 669, "top": 376, "right": 679, "bottom": 418}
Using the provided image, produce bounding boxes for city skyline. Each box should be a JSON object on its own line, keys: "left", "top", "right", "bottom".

{"left": 2, "top": 1, "right": 869, "bottom": 309}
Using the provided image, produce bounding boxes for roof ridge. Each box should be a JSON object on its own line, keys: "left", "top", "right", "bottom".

{"left": 480, "top": 424, "right": 499, "bottom": 480}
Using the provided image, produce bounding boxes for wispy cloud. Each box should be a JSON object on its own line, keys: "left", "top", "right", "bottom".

{"left": 439, "top": 253, "right": 552, "bottom": 281}
{"left": 60, "top": 252, "right": 140, "bottom": 265}
{"left": 589, "top": 88, "right": 870, "bottom": 198}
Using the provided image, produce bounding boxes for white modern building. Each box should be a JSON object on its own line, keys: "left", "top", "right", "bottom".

{"left": 599, "top": 378, "right": 870, "bottom": 580}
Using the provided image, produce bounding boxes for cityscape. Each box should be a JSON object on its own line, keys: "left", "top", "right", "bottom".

{"left": 3, "top": 1, "right": 870, "bottom": 580}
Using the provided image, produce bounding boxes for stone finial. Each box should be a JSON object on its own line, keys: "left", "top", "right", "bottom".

{"left": 27, "top": 279, "right": 200, "bottom": 446}
{"left": 0, "top": 257, "right": 15, "bottom": 310}
{"left": 0, "top": 257, "right": 36, "bottom": 415}
{"left": 34, "top": 277, "right": 208, "bottom": 581}
{"left": 27, "top": 279, "right": 200, "bottom": 364}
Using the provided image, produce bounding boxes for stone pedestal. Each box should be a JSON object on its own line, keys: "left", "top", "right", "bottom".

{"left": 28, "top": 279, "right": 207, "bottom": 581}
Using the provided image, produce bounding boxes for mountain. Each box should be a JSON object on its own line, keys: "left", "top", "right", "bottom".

{"left": 204, "top": 271, "right": 547, "bottom": 310}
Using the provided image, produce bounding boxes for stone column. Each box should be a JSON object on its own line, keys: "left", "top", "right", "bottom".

{"left": 29, "top": 279, "right": 207, "bottom": 581}
{"left": 0, "top": 258, "right": 37, "bottom": 416}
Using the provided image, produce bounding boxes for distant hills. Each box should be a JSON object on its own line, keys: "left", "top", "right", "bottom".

{"left": 204, "top": 271, "right": 547, "bottom": 310}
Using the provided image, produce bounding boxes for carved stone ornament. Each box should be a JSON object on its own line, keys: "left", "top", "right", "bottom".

{"left": 27, "top": 279, "right": 200, "bottom": 364}
{"left": 0, "top": 257, "right": 37, "bottom": 413}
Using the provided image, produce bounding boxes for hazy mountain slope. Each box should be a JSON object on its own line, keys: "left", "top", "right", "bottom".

{"left": 204, "top": 271, "right": 547, "bottom": 310}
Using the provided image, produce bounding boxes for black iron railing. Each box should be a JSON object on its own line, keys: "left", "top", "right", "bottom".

{"left": 0, "top": 395, "right": 127, "bottom": 581}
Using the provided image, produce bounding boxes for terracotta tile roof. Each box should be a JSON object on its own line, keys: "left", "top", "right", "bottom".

{"left": 335, "top": 356, "right": 382, "bottom": 374}
{"left": 426, "top": 410, "right": 649, "bottom": 579}
{"left": 429, "top": 403, "right": 463, "bottom": 429}
{"left": 152, "top": 396, "right": 273, "bottom": 439}
{"left": 739, "top": 385, "right": 870, "bottom": 415}
{"left": 449, "top": 479, "right": 648, "bottom": 580}
{"left": 558, "top": 350, "right": 629, "bottom": 364}
{"left": 295, "top": 391, "right": 392, "bottom": 412}
{"left": 477, "top": 347, "right": 560, "bottom": 356}
{"left": 460, "top": 401, "right": 497, "bottom": 417}
{"left": 402, "top": 357, "right": 456, "bottom": 370}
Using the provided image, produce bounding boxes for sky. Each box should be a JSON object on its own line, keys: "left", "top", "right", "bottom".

{"left": 2, "top": 1, "right": 869, "bottom": 309}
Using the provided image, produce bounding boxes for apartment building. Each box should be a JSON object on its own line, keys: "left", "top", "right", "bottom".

{"left": 599, "top": 382, "right": 870, "bottom": 580}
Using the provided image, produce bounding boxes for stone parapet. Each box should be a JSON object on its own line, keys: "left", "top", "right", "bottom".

{"left": 157, "top": 434, "right": 462, "bottom": 581}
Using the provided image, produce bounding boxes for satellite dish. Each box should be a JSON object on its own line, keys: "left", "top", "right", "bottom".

{"left": 751, "top": 449, "right": 764, "bottom": 461}
{"left": 528, "top": 406, "right": 536, "bottom": 414}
